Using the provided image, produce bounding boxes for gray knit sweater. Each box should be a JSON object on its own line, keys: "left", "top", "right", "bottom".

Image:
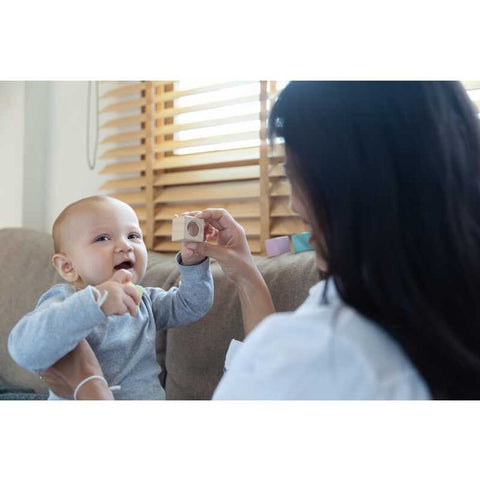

{"left": 8, "top": 255, "right": 213, "bottom": 400}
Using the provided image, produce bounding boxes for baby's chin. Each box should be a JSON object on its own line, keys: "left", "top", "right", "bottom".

{"left": 117, "top": 269, "right": 145, "bottom": 285}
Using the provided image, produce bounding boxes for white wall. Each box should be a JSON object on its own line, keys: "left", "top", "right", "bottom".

{"left": 45, "top": 81, "right": 104, "bottom": 232}
{"left": 23, "top": 82, "right": 49, "bottom": 231}
{"left": 0, "top": 81, "right": 105, "bottom": 232}
{"left": 0, "top": 82, "right": 25, "bottom": 228}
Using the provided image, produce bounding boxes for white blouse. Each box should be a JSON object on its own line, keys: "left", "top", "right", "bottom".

{"left": 213, "top": 281, "right": 430, "bottom": 400}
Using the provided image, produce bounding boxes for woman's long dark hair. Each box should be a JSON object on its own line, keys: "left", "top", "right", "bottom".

{"left": 269, "top": 81, "right": 480, "bottom": 399}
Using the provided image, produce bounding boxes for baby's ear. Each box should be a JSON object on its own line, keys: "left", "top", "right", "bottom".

{"left": 52, "top": 253, "right": 79, "bottom": 283}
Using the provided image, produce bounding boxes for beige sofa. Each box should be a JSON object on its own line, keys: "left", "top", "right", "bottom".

{"left": 0, "top": 227, "right": 319, "bottom": 400}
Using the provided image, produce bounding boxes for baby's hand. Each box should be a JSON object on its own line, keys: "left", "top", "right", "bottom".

{"left": 95, "top": 269, "right": 142, "bottom": 317}
{"left": 180, "top": 241, "right": 207, "bottom": 266}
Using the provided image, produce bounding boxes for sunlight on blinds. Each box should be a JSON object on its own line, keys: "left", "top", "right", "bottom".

{"left": 174, "top": 82, "right": 261, "bottom": 155}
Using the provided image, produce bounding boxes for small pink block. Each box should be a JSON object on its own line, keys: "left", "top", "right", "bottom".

{"left": 265, "top": 236, "right": 291, "bottom": 257}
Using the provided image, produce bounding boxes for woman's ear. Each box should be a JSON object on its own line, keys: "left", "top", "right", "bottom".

{"left": 52, "top": 253, "right": 79, "bottom": 283}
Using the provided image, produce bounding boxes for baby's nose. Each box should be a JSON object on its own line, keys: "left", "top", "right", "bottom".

{"left": 115, "top": 240, "right": 133, "bottom": 252}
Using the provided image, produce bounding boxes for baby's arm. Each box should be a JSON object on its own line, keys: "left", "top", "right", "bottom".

{"left": 8, "top": 284, "right": 107, "bottom": 372}
{"left": 146, "top": 253, "right": 214, "bottom": 330}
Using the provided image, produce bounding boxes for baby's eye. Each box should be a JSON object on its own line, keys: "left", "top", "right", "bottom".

{"left": 95, "top": 235, "right": 110, "bottom": 242}
{"left": 128, "top": 233, "right": 142, "bottom": 240}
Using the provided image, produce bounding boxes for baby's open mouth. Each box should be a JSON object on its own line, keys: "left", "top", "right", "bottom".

{"left": 115, "top": 260, "right": 134, "bottom": 270}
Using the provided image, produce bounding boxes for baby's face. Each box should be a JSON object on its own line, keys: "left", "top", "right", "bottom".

{"left": 61, "top": 199, "right": 147, "bottom": 288}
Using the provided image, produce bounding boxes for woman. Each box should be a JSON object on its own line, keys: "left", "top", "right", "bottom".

{"left": 43, "top": 81, "right": 480, "bottom": 399}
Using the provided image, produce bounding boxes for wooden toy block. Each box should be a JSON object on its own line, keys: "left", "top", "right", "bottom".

{"left": 171, "top": 215, "right": 205, "bottom": 242}
{"left": 291, "top": 232, "right": 314, "bottom": 253}
{"left": 265, "top": 236, "right": 291, "bottom": 257}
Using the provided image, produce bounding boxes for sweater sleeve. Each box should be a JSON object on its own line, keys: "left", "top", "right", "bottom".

{"left": 8, "top": 284, "right": 107, "bottom": 372}
{"left": 145, "top": 253, "right": 214, "bottom": 331}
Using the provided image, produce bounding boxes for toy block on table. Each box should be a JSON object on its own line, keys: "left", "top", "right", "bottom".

{"left": 171, "top": 216, "right": 205, "bottom": 242}
{"left": 291, "top": 232, "right": 314, "bottom": 253}
{"left": 265, "top": 236, "right": 291, "bottom": 257}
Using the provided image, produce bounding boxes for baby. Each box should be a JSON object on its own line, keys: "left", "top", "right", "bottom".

{"left": 8, "top": 195, "right": 214, "bottom": 400}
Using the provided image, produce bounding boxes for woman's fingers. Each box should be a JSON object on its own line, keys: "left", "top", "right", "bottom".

{"left": 190, "top": 208, "right": 237, "bottom": 232}
{"left": 40, "top": 368, "right": 73, "bottom": 398}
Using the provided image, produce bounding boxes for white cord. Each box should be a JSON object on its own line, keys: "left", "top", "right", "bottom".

{"left": 86, "top": 80, "right": 99, "bottom": 170}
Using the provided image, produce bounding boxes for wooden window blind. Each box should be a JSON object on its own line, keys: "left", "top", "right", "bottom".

{"left": 98, "top": 81, "right": 479, "bottom": 255}
{"left": 98, "top": 80, "right": 304, "bottom": 254}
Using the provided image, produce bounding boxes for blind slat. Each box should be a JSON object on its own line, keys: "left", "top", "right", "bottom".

{"left": 101, "top": 176, "right": 146, "bottom": 191}
{"left": 155, "top": 201, "right": 260, "bottom": 220}
{"left": 101, "top": 145, "right": 146, "bottom": 159}
{"left": 155, "top": 181, "right": 259, "bottom": 203}
{"left": 155, "top": 165, "right": 259, "bottom": 187}
{"left": 154, "top": 147, "right": 260, "bottom": 169}
{"left": 270, "top": 197, "right": 294, "bottom": 217}
{"left": 270, "top": 179, "right": 291, "bottom": 197}
{"left": 101, "top": 130, "right": 146, "bottom": 144}
{"left": 100, "top": 161, "right": 146, "bottom": 175}
{"left": 101, "top": 113, "right": 146, "bottom": 129}
{"left": 270, "top": 217, "right": 306, "bottom": 235}
{"left": 153, "top": 94, "right": 260, "bottom": 120}
{"left": 100, "top": 98, "right": 146, "bottom": 114}
{"left": 154, "top": 82, "right": 250, "bottom": 102}
{"left": 153, "top": 113, "right": 262, "bottom": 136}
{"left": 101, "top": 83, "right": 145, "bottom": 98}
{"left": 109, "top": 192, "right": 145, "bottom": 205}
{"left": 153, "top": 131, "right": 259, "bottom": 154}
{"left": 269, "top": 163, "right": 285, "bottom": 177}
{"left": 132, "top": 206, "right": 147, "bottom": 222}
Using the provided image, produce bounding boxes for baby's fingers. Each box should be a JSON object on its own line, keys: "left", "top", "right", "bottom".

{"left": 204, "top": 223, "right": 218, "bottom": 241}
{"left": 123, "top": 294, "right": 139, "bottom": 317}
{"left": 124, "top": 282, "right": 142, "bottom": 306}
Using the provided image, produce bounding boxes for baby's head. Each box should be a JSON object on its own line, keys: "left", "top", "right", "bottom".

{"left": 52, "top": 195, "right": 147, "bottom": 289}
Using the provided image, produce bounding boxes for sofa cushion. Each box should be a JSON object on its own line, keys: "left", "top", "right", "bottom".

{"left": 0, "top": 383, "right": 48, "bottom": 400}
{"left": 0, "top": 228, "right": 62, "bottom": 393}
{"left": 164, "top": 251, "right": 319, "bottom": 400}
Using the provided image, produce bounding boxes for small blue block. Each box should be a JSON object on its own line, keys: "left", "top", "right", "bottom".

{"left": 291, "top": 232, "right": 313, "bottom": 253}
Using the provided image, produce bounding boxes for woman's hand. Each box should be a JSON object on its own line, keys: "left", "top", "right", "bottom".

{"left": 181, "top": 208, "right": 257, "bottom": 286}
{"left": 40, "top": 339, "right": 113, "bottom": 400}
{"left": 181, "top": 208, "right": 275, "bottom": 334}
